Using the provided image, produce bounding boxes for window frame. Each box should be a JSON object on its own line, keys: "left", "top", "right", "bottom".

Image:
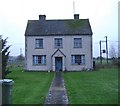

{"left": 35, "top": 39, "right": 43, "bottom": 49}
{"left": 74, "top": 38, "right": 82, "bottom": 48}
{"left": 71, "top": 55, "right": 85, "bottom": 65}
{"left": 33, "top": 55, "right": 46, "bottom": 65}
{"left": 54, "top": 38, "right": 63, "bottom": 48}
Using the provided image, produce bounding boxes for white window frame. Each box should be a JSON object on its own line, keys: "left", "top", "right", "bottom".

{"left": 33, "top": 55, "right": 46, "bottom": 65}
{"left": 74, "top": 38, "right": 82, "bottom": 48}
{"left": 35, "top": 39, "right": 43, "bottom": 49}
{"left": 71, "top": 55, "right": 85, "bottom": 65}
{"left": 54, "top": 38, "right": 63, "bottom": 48}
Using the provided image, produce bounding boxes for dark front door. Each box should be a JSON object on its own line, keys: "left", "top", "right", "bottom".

{"left": 55, "top": 57, "right": 62, "bottom": 71}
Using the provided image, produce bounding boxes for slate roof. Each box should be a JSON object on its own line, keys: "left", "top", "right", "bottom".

{"left": 25, "top": 18, "right": 93, "bottom": 36}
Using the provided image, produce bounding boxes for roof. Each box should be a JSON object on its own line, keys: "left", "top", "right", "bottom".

{"left": 25, "top": 17, "right": 93, "bottom": 36}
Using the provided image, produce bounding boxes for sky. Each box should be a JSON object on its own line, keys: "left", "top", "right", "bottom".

{"left": 0, "top": 0, "right": 119, "bottom": 57}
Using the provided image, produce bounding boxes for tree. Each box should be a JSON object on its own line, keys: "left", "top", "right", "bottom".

{"left": 16, "top": 54, "right": 25, "bottom": 67}
{"left": 109, "top": 44, "right": 117, "bottom": 58}
{"left": 109, "top": 44, "right": 119, "bottom": 65}
{"left": 2, "top": 37, "right": 11, "bottom": 79}
{"left": 16, "top": 54, "right": 25, "bottom": 61}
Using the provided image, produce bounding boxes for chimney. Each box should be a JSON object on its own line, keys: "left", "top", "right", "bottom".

{"left": 74, "top": 14, "right": 79, "bottom": 19}
{"left": 39, "top": 15, "right": 46, "bottom": 21}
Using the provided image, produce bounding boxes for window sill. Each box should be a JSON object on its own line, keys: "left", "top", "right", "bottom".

{"left": 71, "top": 64, "right": 85, "bottom": 66}
{"left": 55, "top": 47, "right": 63, "bottom": 49}
{"left": 33, "top": 64, "right": 46, "bottom": 66}
{"left": 73, "top": 47, "right": 82, "bottom": 48}
{"left": 35, "top": 48, "right": 44, "bottom": 49}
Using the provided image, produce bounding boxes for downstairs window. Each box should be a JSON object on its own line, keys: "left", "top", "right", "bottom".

{"left": 33, "top": 55, "right": 46, "bottom": 65}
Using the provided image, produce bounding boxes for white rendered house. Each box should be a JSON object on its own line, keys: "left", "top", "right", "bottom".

{"left": 25, "top": 14, "right": 93, "bottom": 71}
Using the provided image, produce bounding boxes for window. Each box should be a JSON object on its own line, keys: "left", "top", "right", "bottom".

{"left": 71, "top": 55, "right": 85, "bottom": 65}
{"left": 33, "top": 55, "right": 46, "bottom": 65}
{"left": 74, "top": 38, "right": 82, "bottom": 48}
{"left": 55, "top": 38, "right": 62, "bottom": 48}
{"left": 35, "top": 39, "right": 43, "bottom": 49}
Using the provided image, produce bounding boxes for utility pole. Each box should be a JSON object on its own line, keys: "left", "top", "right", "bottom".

{"left": 99, "top": 41, "right": 102, "bottom": 64}
{"left": 105, "top": 36, "right": 108, "bottom": 63}
{"left": 20, "top": 48, "right": 22, "bottom": 55}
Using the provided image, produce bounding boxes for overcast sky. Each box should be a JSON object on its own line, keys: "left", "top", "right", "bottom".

{"left": 0, "top": 0, "right": 119, "bottom": 57}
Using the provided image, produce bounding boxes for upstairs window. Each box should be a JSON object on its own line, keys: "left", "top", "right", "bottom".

{"left": 74, "top": 38, "right": 82, "bottom": 48}
{"left": 33, "top": 55, "right": 46, "bottom": 65}
{"left": 71, "top": 55, "right": 85, "bottom": 65}
{"left": 55, "top": 38, "right": 63, "bottom": 48}
{"left": 35, "top": 39, "right": 43, "bottom": 49}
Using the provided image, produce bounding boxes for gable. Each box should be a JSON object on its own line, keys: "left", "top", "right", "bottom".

{"left": 52, "top": 49, "right": 66, "bottom": 57}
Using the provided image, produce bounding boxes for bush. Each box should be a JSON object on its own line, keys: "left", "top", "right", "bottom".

{"left": 95, "top": 64, "right": 112, "bottom": 70}
{"left": 111, "top": 58, "right": 119, "bottom": 66}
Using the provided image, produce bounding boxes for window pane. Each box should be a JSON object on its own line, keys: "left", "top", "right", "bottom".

{"left": 38, "top": 56, "right": 42, "bottom": 64}
{"left": 72, "top": 55, "right": 75, "bottom": 64}
{"left": 35, "top": 39, "right": 43, "bottom": 49}
{"left": 33, "top": 55, "right": 46, "bottom": 65}
{"left": 71, "top": 55, "right": 85, "bottom": 65}
{"left": 76, "top": 55, "right": 80, "bottom": 65}
{"left": 55, "top": 38, "right": 62, "bottom": 48}
{"left": 81, "top": 55, "right": 85, "bottom": 64}
{"left": 33, "top": 56, "right": 38, "bottom": 65}
{"left": 74, "top": 38, "right": 82, "bottom": 48}
{"left": 42, "top": 55, "right": 46, "bottom": 64}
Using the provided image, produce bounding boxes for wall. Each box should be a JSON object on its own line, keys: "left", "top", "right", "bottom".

{"left": 25, "top": 35, "right": 93, "bottom": 71}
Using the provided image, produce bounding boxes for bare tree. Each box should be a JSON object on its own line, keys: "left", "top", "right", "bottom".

{"left": 109, "top": 44, "right": 119, "bottom": 65}
{"left": 109, "top": 44, "right": 117, "bottom": 58}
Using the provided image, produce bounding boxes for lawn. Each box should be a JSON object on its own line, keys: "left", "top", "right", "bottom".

{"left": 6, "top": 67, "right": 54, "bottom": 104}
{"left": 63, "top": 67, "right": 118, "bottom": 104}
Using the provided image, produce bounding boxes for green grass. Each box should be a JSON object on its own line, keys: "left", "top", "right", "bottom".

{"left": 63, "top": 67, "right": 118, "bottom": 104}
{"left": 6, "top": 67, "right": 54, "bottom": 104}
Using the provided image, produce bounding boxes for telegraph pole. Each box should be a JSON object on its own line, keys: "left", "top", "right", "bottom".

{"left": 20, "top": 48, "right": 22, "bottom": 55}
{"left": 99, "top": 41, "right": 102, "bottom": 64}
{"left": 105, "top": 36, "right": 108, "bottom": 63}
{"left": 99, "top": 36, "right": 108, "bottom": 64}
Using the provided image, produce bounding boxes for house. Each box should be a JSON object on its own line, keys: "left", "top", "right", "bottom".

{"left": 25, "top": 14, "right": 93, "bottom": 71}
{"left": 8, "top": 56, "right": 16, "bottom": 63}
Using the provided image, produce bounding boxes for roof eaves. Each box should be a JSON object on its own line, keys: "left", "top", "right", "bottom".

{"left": 25, "top": 34, "right": 92, "bottom": 36}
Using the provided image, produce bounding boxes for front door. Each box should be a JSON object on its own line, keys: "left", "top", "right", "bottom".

{"left": 55, "top": 57, "right": 62, "bottom": 71}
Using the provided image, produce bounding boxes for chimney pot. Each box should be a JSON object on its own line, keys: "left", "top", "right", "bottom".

{"left": 39, "top": 15, "right": 46, "bottom": 21}
{"left": 74, "top": 14, "right": 79, "bottom": 19}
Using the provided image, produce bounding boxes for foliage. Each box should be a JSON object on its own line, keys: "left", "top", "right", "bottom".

{"left": 111, "top": 57, "right": 119, "bottom": 66}
{"left": 109, "top": 44, "right": 117, "bottom": 58}
{"left": 63, "top": 67, "right": 118, "bottom": 104}
{"left": 118, "top": 57, "right": 120, "bottom": 67}
{"left": 2, "top": 37, "right": 11, "bottom": 79}
{"left": 16, "top": 54, "right": 25, "bottom": 61}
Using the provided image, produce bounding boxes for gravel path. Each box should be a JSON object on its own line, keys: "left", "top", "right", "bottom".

{"left": 44, "top": 72, "right": 68, "bottom": 105}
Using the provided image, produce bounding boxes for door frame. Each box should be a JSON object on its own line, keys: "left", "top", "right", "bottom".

{"left": 55, "top": 57, "right": 62, "bottom": 71}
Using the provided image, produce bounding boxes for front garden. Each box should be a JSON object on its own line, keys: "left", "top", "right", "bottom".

{"left": 6, "top": 65, "right": 118, "bottom": 104}
{"left": 63, "top": 66, "right": 118, "bottom": 104}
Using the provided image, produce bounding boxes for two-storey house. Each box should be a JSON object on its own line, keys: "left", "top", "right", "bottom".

{"left": 25, "top": 14, "right": 93, "bottom": 71}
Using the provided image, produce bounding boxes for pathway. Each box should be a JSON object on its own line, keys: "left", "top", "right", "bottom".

{"left": 44, "top": 71, "right": 68, "bottom": 105}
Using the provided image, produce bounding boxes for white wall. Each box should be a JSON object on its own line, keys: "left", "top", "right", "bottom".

{"left": 25, "top": 35, "right": 93, "bottom": 71}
